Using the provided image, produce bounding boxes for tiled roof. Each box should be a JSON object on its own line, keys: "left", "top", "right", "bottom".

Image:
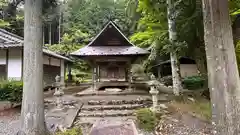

{"left": 71, "top": 21, "right": 149, "bottom": 56}
{"left": 43, "top": 48, "right": 72, "bottom": 61}
{"left": 0, "top": 29, "right": 23, "bottom": 43}
{"left": 0, "top": 29, "right": 72, "bottom": 62}
{"left": 71, "top": 46, "right": 149, "bottom": 56}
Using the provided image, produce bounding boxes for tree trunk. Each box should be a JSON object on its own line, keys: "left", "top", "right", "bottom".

{"left": 202, "top": 0, "right": 240, "bottom": 134}
{"left": 49, "top": 23, "right": 52, "bottom": 45}
{"left": 19, "top": 0, "right": 48, "bottom": 134}
{"left": 167, "top": 0, "right": 182, "bottom": 96}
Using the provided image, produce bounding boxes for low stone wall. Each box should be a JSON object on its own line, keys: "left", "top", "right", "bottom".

{"left": 0, "top": 101, "right": 20, "bottom": 111}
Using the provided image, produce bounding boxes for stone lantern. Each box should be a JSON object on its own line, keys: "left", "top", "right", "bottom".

{"left": 54, "top": 75, "right": 65, "bottom": 109}
{"left": 148, "top": 74, "right": 159, "bottom": 112}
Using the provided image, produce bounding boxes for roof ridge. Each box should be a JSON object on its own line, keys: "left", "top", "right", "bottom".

{"left": 87, "top": 21, "right": 134, "bottom": 47}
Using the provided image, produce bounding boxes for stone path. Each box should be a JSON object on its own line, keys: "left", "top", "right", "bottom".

{"left": 74, "top": 96, "right": 153, "bottom": 134}
{"left": 72, "top": 87, "right": 172, "bottom": 135}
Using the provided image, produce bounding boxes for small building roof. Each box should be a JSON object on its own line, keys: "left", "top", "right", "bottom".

{"left": 151, "top": 57, "right": 196, "bottom": 68}
{"left": 0, "top": 29, "right": 72, "bottom": 62}
{"left": 71, "top": 21, "right": 149, "bottom": 57}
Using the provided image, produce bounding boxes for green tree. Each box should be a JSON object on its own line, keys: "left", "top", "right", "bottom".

{"left": 0, "top": 0, "right": 59, "bottom": 36}
{"left": 0, "top": 0, "right": 9, "bottom": 27}
{"left": 63, "top": 0, "right": 133, "bottom": 36}
{"left": 128, "top": 0, "right": 207, "bottom": 79}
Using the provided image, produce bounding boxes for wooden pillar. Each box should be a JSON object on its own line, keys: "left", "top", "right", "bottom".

{"left": 125, "top": 66, "right": 128, "bottom": 82}
{"left": 157, "top": 66, "right": 162, "bottom": 79}
{"left": 92, "top": 67, "right": 95, "bottom": 90}
{"left": 97, "top": 65, "right": 100, "bottom": 82}
{"left": 67, "top": 64, "right": 72, "bottom": 82}
{"left": 92, "top": 65, "right": 97, "bottom": 91}
{"left": 127, "top": 61, "right": 133, "bottom": 91}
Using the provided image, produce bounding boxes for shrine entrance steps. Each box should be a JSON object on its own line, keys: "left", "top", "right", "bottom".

{"left": 73, "top": 89, "right": 171, "bottom": 134}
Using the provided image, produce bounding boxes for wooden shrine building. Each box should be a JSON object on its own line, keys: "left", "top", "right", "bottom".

{"left": 71, "top": 21, "right": 149, "bottom": 90}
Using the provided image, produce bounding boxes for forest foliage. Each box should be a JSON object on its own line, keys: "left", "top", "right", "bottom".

{"left": 1, "top": 0, "right": 240, "bottom": 79}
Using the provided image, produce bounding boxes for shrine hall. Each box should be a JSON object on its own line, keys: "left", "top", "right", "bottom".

{"left": 71, "top": 21, "right": 149, "bottom": 90}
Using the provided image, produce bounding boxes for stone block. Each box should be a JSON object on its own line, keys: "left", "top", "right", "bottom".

{"left": 89, "top": 120, "right": 138, "bottom": 135}
{"left": 0, "top": 101, "right": 13, "bottom": 111}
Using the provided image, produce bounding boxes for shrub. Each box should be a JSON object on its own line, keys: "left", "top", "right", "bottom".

{"left": 135, "top": 108, "right": 157, "bottom": 132}
{"left": 159, "top": 76, "right": 173, "bottom": 86}
{"left": 56, "top": 128, "right": 83, "bottom": 135}
{"left": 131, "top": 64, "right": 145, "bottom": 75}
{"left": 183, "top": 76, "right": 205, "bottom": 90}
{"left": 0, "top": 80, "right": 23, "bottom": 102}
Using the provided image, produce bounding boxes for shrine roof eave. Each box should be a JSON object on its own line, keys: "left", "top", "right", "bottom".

{"left": 70, "top": 46, "right": 149, "bottom": 57}
{"left": 71, "top": 53, "right": 149, "bottom": 58}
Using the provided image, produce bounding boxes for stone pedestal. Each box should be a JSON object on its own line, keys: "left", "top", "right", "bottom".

{"left": 148, "top": 74, "right": 159, "bottom": 112}
{"left": 149, "top": 88, "right": 159, "bottom": 112}
{"left": 54, "top": 90, "right": 64, "bottom": 109}
{"left": 54, "top": 75, "right": 65, "bottom": 110}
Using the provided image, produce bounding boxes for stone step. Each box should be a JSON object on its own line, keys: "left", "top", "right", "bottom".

{"left": 74, "top": 116, "right": 136, "bottom": 126}
{"left": 87, "top": 99, "right": 152, "bottom": 105}
{"left": 75, "top": 90, "right": 149, "bottom": 97}
{"left": 81, "top": 104, "right": 150, "bottom": 111}
{"left": 78, "top": 110, "right": 137, "bottom": 117}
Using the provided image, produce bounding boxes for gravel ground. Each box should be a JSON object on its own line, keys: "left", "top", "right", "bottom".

{"left": 0, "top": 108, "right": 21, "bottom": 135}
{"left": 155, "top": 112, "right": 212, "bottom": 135}
{"left": 0, "top": 106, "right": 212, "bottom": 135}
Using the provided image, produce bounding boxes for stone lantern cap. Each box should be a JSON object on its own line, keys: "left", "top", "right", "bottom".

{"left": 148, "top": 74, "right": 158, "bottom": 86}
{"left": 55, "top": 75, "right": 61, "bottom": 82}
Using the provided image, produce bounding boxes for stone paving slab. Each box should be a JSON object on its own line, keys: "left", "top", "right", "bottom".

{"left": 62, "top": 104, "right": 82, "bottom": 128}
{"left": 89, "top": 119, "right": 138, "bottom": 135}
{"left": 45, "top": 103, "right": 83, "bottom": 131}
{"left": 75, "top": 116, "right": 136, "bottom": 125}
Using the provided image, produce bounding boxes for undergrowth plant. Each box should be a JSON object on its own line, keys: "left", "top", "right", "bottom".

{"left": 0, "top": 80, "right": 23, "bottom": 102}
{"left": 56, "top": 128, "right": 83, "bottom": 135}
{"left": 135, "top": 108, "right": 158, "bottom": 132}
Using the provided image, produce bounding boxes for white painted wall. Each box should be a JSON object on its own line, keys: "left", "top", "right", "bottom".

{"left": 43, "top": 55, "right": 50, "bottom": 65}
{"left": 0, "top": 50, "right": 6, "bottom": 65}
{"left": 180, "top": 64, "right": 198, "bottom": 78}
{"left": 8, "top": 49, "right": 22, "bottom": 80}
{"left": 5, "top": 48, "right": 66, "bottom": 82}
{"left": 50, "top": 57, "right": 60, "bottom": 66}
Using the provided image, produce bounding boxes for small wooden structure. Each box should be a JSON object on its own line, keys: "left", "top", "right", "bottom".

{"left": 71, "top": 21, "right": 149, "bottom": 90}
